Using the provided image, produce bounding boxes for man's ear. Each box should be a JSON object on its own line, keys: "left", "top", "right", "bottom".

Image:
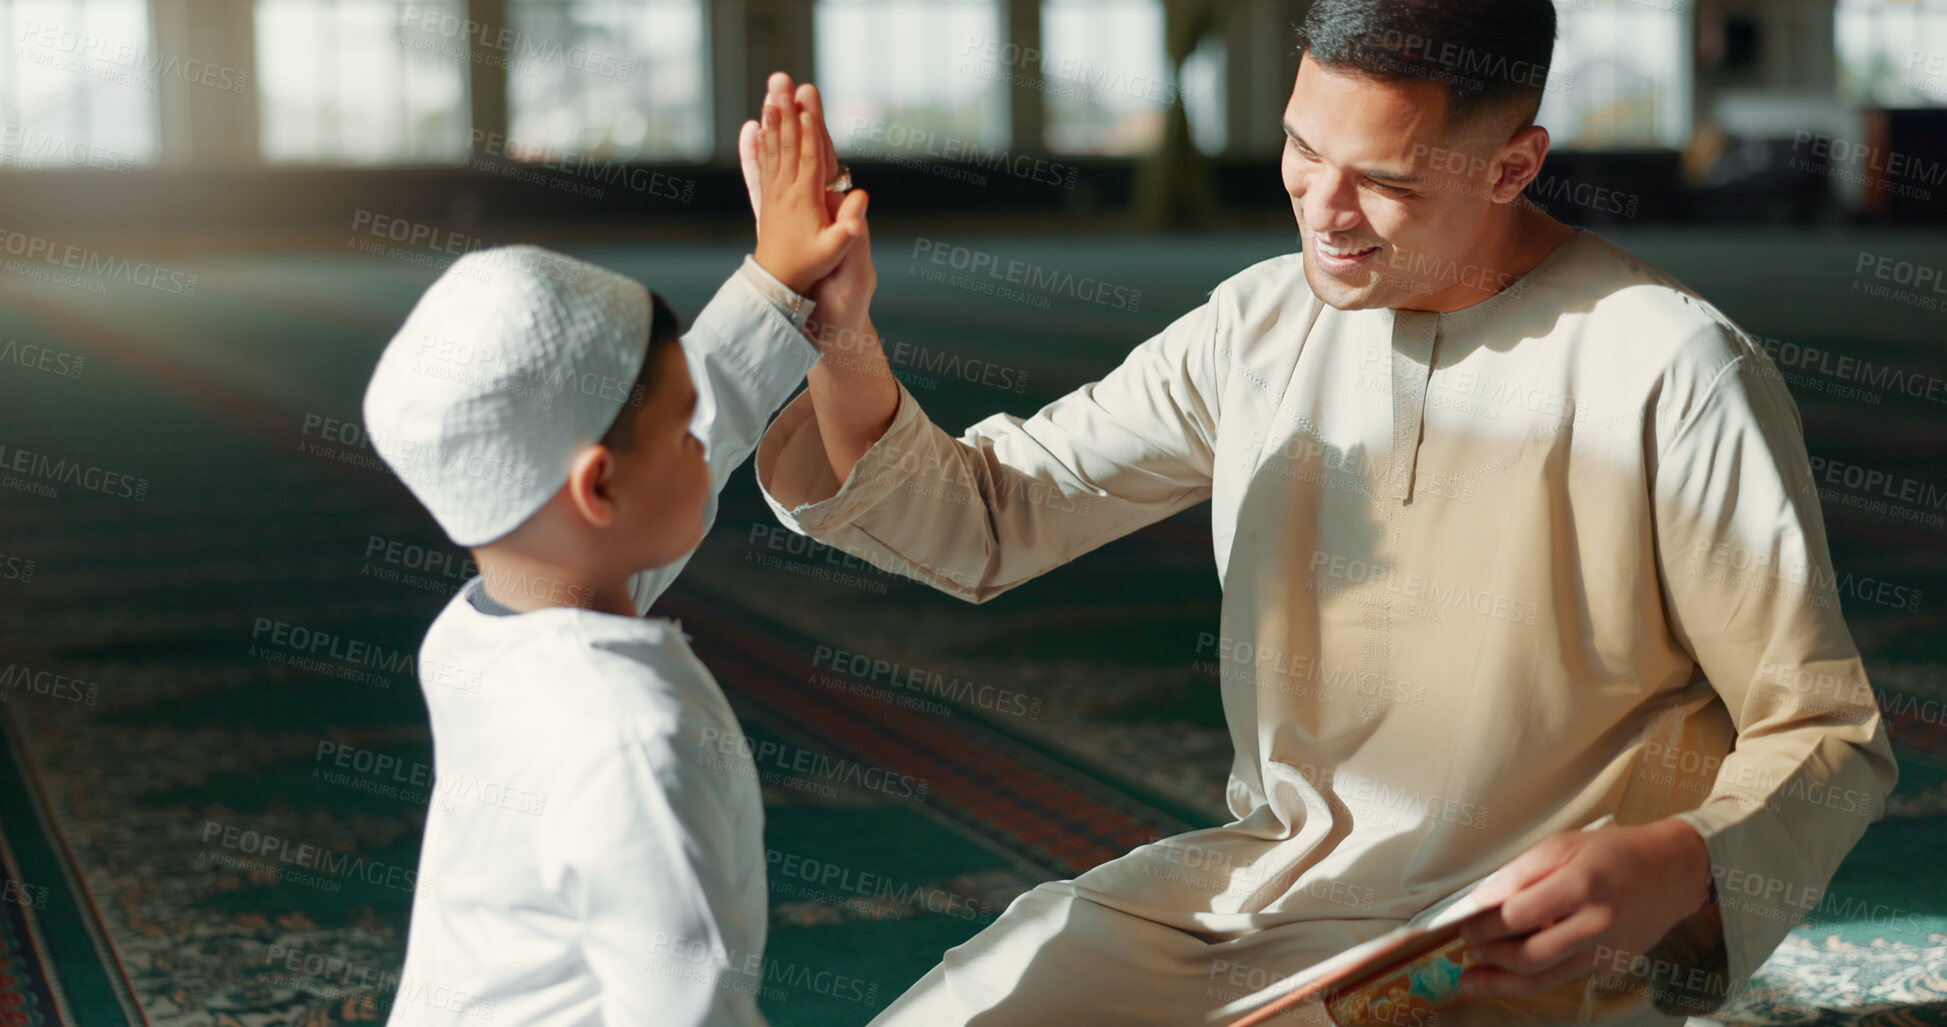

{"left": 564, "top": 444, "right": 618, "bottom": 529}
{"left": 1490, "top": 124, "right": 1551, "bottom": 204}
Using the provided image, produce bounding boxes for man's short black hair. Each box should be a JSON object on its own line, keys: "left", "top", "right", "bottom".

{"left": 1295, "top": 0, "right": 1558, "bottom": 128}
{"left": 600, "top": 292, "right": 682, "bottom": 452}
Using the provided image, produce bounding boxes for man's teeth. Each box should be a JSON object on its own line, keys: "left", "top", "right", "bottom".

{"left": 1319, "top": 242, "right": 1375, "bottom": 258}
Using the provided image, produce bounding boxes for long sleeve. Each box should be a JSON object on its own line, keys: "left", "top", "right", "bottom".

{"left": 1646, "top": 328, "right": 1900, "bottom": 1010}
{"left": 753, "top": 289, "right": 1230, "bottom": 603}
{"left": 629, "top": 261, "right": 820, "bottom": 615}
{"left": 538, "top": 717, "right": 768, "bottom": 1027}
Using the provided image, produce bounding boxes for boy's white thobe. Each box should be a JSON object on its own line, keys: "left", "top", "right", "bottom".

{"left": 390, "top": 261, "right": 817, "bottom": 1027}
{"left": 753, "top": 230, "right": 1900, "bottom": 1026}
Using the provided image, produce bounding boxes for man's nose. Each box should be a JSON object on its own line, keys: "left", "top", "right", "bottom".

{"left": 1299, "top": 167, "right": 1363, "bottom": 235}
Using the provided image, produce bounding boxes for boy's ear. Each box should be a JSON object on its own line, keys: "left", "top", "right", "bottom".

{"left": 563, "top": 444, "right": 619, "bottom": 529}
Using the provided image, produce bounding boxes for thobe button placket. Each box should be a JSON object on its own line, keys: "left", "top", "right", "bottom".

{"left": 1388, "top": 310, "right": 1440, "bottom": 504}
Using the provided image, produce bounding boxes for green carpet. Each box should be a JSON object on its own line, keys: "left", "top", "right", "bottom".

{"left": 0, "top": 229, "right": 1941, "bottom": 1025}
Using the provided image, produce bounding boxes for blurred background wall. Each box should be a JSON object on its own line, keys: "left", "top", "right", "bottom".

{"left": 2, "top": 0, "right": 1945, "bottom": 241}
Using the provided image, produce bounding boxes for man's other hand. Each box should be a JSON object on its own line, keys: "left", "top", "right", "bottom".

{"left": 1457, "top": 818, "right": 1715, "bottom": 999}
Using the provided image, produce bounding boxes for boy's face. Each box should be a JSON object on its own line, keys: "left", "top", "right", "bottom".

{"left": 611, "top": 341, "right": 710, "bottom": 569}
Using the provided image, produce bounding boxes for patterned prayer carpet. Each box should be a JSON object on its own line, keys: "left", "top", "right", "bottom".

{"left": 0, "top": 228, "right": 1940, "bottom": 1027}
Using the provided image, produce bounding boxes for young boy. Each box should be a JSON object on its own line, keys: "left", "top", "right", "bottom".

{"left": 363, "top": 79, "right": 868, "bottom": 1026}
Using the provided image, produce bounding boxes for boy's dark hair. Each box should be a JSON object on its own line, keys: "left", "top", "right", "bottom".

{"left": 600, "top": 292, "right": 683, "bottom": 452}
{"left": 1294, "top": 0, "right": 1557, "bottom": 128}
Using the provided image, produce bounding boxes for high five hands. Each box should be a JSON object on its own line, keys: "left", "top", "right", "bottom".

{"left": 739, "top": 70, "right": 891, "bottom": 486}
{"left": 741, "top": 73, "right": 877, "bottom": 354}
{"left": 744, "top": 71, "right": 869, "bottom": 296}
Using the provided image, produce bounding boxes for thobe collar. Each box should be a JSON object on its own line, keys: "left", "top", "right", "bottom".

{"left": 1386, "top": 309, "right": 1440, "bottom": 505}
{"left": 1380, "top": 231, "right": 1589, "bottom": 505}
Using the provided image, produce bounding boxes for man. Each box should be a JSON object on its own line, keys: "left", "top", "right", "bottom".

{"left": 748, "top": 1, "right": 1897, "bottom": 1023}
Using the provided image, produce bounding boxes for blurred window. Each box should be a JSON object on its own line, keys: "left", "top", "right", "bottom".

{"left": 1838, "top": 0, "right": 1947, "bottom": 107}
{"left": 258, "top": 0, "right": 470, "bottom": 164}
{"left": 1540, "top": 0, "right": 1691, "bottom": 149}
{"left": 817, "top": 0, "right": 1009, "bottom": 157}
{"left": 505, "top": 0, "right": 710, "bottom": 161}
{"left": 1040, "top": 0, "right": 1173, "bottom": 155}
{"left": 1181, "top": 29, "right": 1226, "bottom": 157}
{"left": 0, "top": 0, "right": 159, "bottom": 171}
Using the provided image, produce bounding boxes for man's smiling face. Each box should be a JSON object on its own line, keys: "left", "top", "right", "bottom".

{"left": 1281, "top": 56, "right": 1522, "bottom": 312}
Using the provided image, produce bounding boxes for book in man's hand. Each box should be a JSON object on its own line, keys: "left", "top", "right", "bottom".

{"left": 1207, "top": 816, "right": 1618, "bottom": 1027}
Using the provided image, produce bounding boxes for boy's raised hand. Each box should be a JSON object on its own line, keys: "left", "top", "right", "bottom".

{"left": 748, "top": 72, "right": 867, "bottom": 296}
{"left": 739, "top": 72, "right": 847, "bottom": 226}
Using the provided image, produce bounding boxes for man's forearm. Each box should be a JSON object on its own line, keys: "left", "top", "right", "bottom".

{"left": 805, "top": 314, "right": 900, "bottom": 483}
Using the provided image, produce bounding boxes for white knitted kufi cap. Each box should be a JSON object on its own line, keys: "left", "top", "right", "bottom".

{"left": 362, "top": 245, "right": 652, "bottom": 546}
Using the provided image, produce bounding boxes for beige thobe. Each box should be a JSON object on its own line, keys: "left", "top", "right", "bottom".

{"left": 754, "top": 230, "right": 1899, "bottom": 1026}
